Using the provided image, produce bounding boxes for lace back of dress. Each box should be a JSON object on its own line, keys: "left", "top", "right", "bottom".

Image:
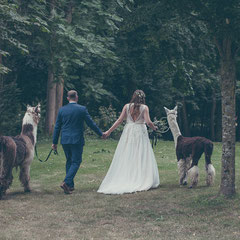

{"left": 127, "top": 104, "right": 145, "bottom": 123}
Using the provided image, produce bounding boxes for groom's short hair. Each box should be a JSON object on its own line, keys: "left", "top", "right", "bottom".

{"left": 67, "top": 90, "right": 78, "bottom": 100}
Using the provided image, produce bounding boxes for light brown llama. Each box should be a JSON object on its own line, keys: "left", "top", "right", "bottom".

{"left": 0, "top": 104, "right": 40, "bottom": 199}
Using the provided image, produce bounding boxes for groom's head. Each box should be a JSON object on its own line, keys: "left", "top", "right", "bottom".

{"left": 67, "top": 90, "right": 78, "bottom": 102}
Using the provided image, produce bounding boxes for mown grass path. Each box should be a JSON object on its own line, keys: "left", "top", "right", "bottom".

{"left": 1, "top": 139, "right": 240, "bottom": 240}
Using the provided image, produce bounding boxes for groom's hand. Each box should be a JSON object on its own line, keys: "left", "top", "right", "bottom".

{"left": 52, "top": 144, "right": 57, "bottom": 151}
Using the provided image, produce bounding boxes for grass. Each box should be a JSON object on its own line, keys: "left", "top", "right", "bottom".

{"left": 0, "top": 138, "right": 240, "bottom": 240}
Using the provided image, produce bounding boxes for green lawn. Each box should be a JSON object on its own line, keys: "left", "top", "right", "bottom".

{"left": 0, "top": 138, "right": 240, "bottom": 240}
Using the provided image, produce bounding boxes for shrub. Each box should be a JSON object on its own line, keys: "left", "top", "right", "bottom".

{"left": 85, "top": 105, "right": 124, "bottom": 139}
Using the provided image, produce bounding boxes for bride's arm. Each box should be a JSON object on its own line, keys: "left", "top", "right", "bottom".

{"left": 144, "top": 106, "right": 157, "bottom": 131}
{"left": 104, "top": 104, "right": 127, "bottom": 137}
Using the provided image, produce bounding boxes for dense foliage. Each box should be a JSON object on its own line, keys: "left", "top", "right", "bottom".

{"left": 0, "top": 0, "right": 239, "bottom": 143}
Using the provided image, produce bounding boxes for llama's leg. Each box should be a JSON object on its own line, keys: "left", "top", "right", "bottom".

{"left": 0, "top": 139, "right": 15, "bottom": 198}
{"left": 205, "top": 154, "right": 215, "bottom": 186}
{"left": 204, "top": 143, "right": 215, "bottom": 186}
{"left": 19, "top": 163, "right": 31, "bottom": 192}
{"left": 0, "top": 168, "right": 13, "bottom": 198}
{"left": 178, "top": 159, "right": 187, "bottom": 185}
{"left": 187, "top": 145, "right": 204, "bottom": 188}
{"left": 205, "top": 164, "right": 215, "bottom": 186}
{"left": 0, "top": 181, "right": 7, "bottom": 199}
{"left": 188, "top": 166, "right": 199, "bottom": 188}
{"left": 187, "top": 156, "right": 200, "bottom": 188}
{"left": 182, "top": 157, "right": 192, "bottom": 185}
{"left": 0, "top": 187, "right": 3, "bottom": 199}
{"left": 1, "top": 172, "right": 13, "bottom": 197}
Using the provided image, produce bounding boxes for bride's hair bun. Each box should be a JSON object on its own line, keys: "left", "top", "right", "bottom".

{"left": 135, "top": 90, "right": 145, "bottom": 99}
{"left": 130, "top": 90, "right": 146, "bottom": 109}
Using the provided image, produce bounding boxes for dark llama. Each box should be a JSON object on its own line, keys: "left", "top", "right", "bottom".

{"left": 164, "top": 106, "right": 215, "bottom": 188}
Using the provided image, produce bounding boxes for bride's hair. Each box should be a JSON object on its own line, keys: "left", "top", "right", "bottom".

{"left": 129, "top": 90, "right": 146, "bottom": 115}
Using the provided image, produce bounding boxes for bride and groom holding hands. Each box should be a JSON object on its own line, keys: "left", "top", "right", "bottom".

{"left": 52, "top": 89, "right": 160, "bottom": 194}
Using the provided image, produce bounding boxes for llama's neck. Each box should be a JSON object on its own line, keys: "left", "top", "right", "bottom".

{"left": 167, "top": 117, "right": 181, "bottom": 148}
{"left": 22, "top": 113, "right": 38, "bottom": 145}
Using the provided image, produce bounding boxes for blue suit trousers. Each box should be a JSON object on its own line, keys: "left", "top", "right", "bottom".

{"left": 62, "top": 144, "right": 83, "bottom": 188}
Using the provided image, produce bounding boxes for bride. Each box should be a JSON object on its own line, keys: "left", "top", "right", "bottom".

{"left": 97, "top": 90, "right": 160, "bottom": 194}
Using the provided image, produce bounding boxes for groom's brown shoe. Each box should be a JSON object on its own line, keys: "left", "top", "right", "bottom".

{"left": 60, "top": 182, "right": 72, "bottom": 194}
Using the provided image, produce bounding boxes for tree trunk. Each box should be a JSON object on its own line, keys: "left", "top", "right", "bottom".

{"left": 210, "top": 90, "right": 216, "bottom": 141}
{"left": 66, "top": 1, "right": 73, "bottom": 24}
{"left": 45, "top": 0, "right": 75, "bottom": 135}
{"left": 45, "top": 72, "right": 64, "bottom": 135}
{"left": 0, "top": 53, "right": 2, "bottom": 82}
{"left": 45, "top": 0, "right": 64, "bottom": 135}
{"left": 200, "top": 106, "right": 205, "bottom": 135}
{"left": 218, "top": 37, "right": 236, "bottom": 197}
{"left": 45, "top": 66, "right": 57, "bottom": 135}
{"left": 0, "top": 54, "right": 3, "bottom": 99}
{"left": 55, "top": 79, "right": 64, "bottom": 118}
{"left": 53, "top": 1, "right": 73, "bottom": 119}
{"left": 182, "top": 97, "right": 190, "bottom": 136}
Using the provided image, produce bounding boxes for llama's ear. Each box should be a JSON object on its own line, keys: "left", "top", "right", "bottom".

{"left": 27, "top": 104, "right": 30, "bottom": 109}
{"left": 164, "top": 107, "right": 170, "bottom": 114}
{"left": 36, "top": 103, "right": 41, "bottom": 109}
{"left": 35, "top": 103, "right": 41, "bottom": 113}
{"left": 173, "top": 106, "right": 178, "bottom": 112}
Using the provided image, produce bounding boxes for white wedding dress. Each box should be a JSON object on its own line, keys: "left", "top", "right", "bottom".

{"left": 97, "top": 104, "right": 160, "bottom": 194}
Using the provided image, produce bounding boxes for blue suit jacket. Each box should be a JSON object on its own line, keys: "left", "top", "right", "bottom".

{"left": 52, "top": 103, "right": 102, "bottom": 145}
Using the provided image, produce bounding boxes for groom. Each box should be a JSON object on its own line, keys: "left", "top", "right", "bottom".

{"left": 52, "top": 90, "right": 104, "bottom": 194}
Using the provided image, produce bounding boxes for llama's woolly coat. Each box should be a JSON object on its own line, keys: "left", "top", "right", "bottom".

{"left": 164, "top": 105, "right": 215, "bottom": 187}
{"left": 176, "top": 135, "right": 213, "bottom": 164}
{"left": 0, "top": 104, "right": 40, "bottom": 199}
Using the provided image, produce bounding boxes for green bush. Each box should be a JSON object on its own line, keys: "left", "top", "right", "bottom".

{"left": 85, "top": 105, "right": 124, "bottom": 139}
{"left": 0, "top": 79, "right": 23, "bottom": 136}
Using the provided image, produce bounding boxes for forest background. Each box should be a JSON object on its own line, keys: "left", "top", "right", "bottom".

{"left": 1, "top": 0, "right": 240, "bottom": 142}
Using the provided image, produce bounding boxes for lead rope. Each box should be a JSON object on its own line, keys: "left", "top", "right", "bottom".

{"left": 34, "top": 145, "right": 58, "bottom": 162}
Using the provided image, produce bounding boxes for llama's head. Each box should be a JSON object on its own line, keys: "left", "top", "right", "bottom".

{"left": 164, "top": 106, "right": 178, "bottom": 123}
{"left": 164, "top": 105, "right": 181, "bottom": 145}
{"left": 24, "top": 103, "right": 41, "bottom": 125}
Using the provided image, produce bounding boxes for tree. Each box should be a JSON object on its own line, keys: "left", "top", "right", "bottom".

{"left": 168, "top": 0, "right": 240, "bottom": 196}
{"left": 0, "top": 1, "right": 30, "bottom": 74}
{"left": 40, "top": 0, "right": 130, "bottom": 135}
{"left": 107, "top": 0, "right": 218, "bottom": 126}
{"left": 0, "top": 0, "right": 134, "bottom": 135}
{"left": 0, "top": 0, "right": 49, "bottom": 135}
